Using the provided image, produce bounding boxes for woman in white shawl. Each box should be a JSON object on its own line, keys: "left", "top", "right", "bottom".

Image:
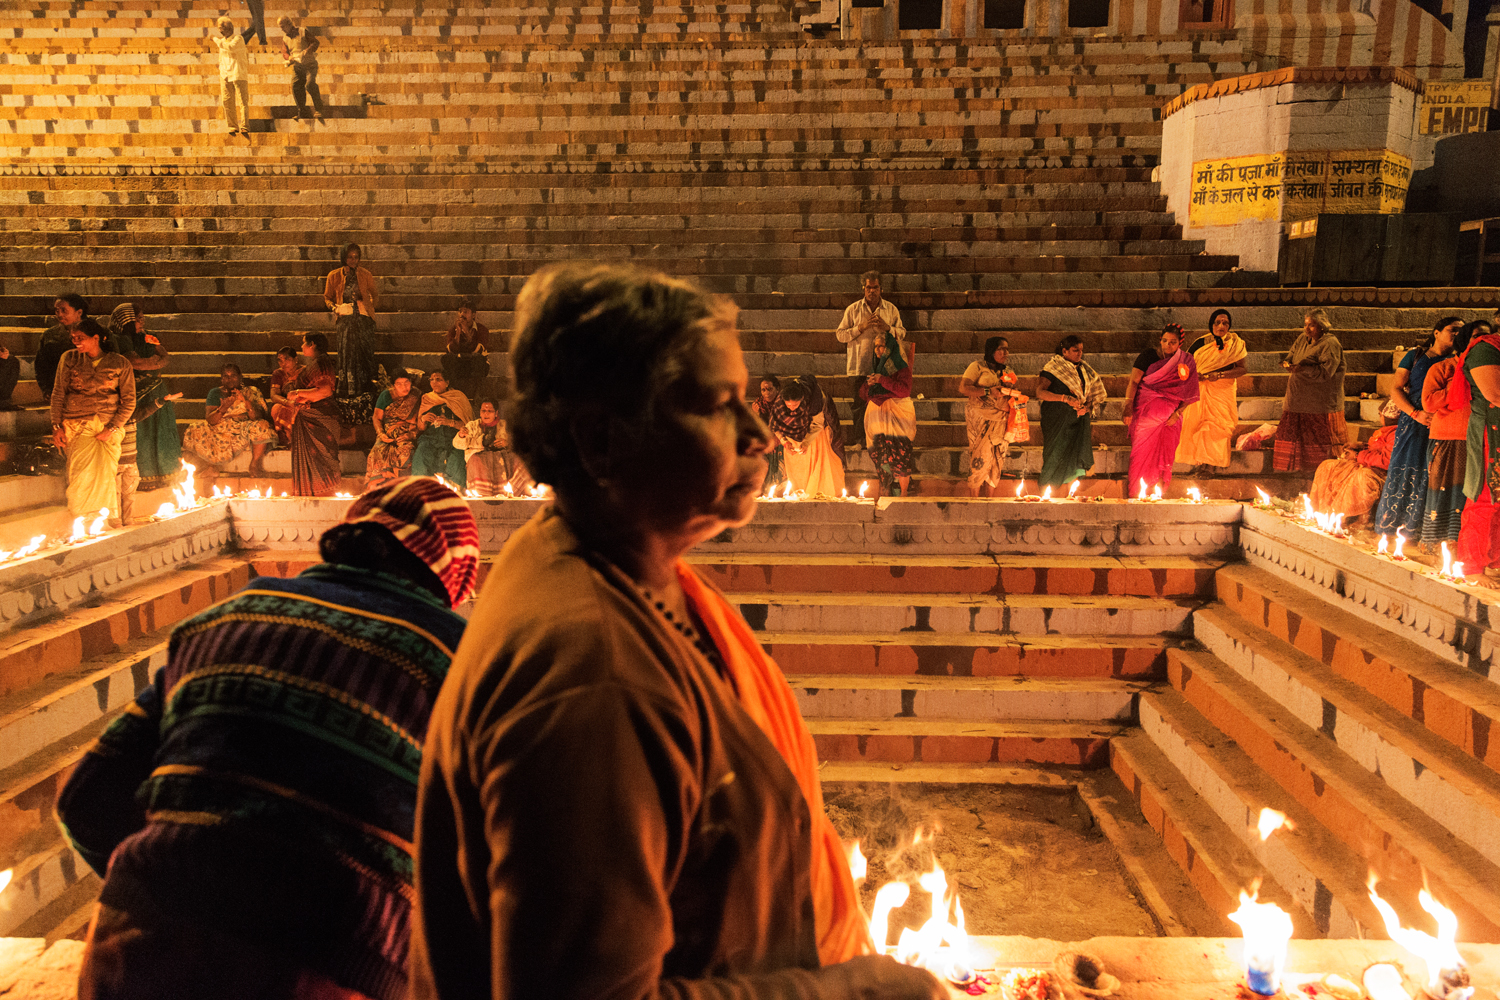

{"left": 1036, "top": 335, "right": 1107, "bottom": 488}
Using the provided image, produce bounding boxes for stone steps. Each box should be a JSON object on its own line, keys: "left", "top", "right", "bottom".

{"left": 788, "top": 673, "right": 1146, "bottom": 721}
{"left": 732, "top": 590, "right": 1199, "bottom": 634}
{"left": 1164, "top": 645, "right": 1500, "bottom": 941}
{"left": 808, "top": 716, "right": 1129, "bottom": 767}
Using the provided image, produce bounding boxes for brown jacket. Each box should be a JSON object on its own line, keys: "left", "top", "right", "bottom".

{"left": 50, "top": 350, "right": 136, "bottom": 432}
{"left": 323, "top": 265, "right": 378, "bottom": 319}
{"left": 410, "top": 510, "right": 882, "bottom": 1000}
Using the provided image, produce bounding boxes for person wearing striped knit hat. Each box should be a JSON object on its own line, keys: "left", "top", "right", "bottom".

{"left": 58, "top": 476, "right": 480, "bottom": 1000}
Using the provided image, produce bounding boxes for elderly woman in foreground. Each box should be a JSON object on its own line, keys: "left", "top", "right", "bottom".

{"left": 410, "top": 264, "right": 942, "bottom": 1000}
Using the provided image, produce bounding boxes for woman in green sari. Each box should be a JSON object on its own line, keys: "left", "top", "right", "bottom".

{"left": 108, "top": 303, "right": 182, "bottom": 490}
{"left": 1036, "top": 335, "right": 1107, "bottom": 488}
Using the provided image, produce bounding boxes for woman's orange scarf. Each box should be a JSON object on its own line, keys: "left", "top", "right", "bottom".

{"left": 676, "top": 564, "right": 871, "bottom": 966}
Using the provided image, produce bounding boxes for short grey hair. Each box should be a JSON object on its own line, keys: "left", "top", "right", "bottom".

{"left": 1304, "top": 308, "right": 1333, "bottom": 333}
{"left": 509, "top": 263, "right": 737, "bottom": 491}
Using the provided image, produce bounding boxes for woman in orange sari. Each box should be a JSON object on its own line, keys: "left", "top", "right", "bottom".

{"left": 411, "top": 264, "right": 942, "bottom": 1000}
{"left": 1176, "top": 309, "right": 1247, "bottom": 473}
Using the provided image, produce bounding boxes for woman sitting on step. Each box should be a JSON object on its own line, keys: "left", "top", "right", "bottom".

{"left": 860, "top": 332, "right": 916, "bottom": 498}
{"left": 1373, "top": 315, "right": 1463, "bottom": 539}
{"left": 1309, "top": 398, "right": 1397, "bottom": 525}
{"left": 364, "top": 370, "right": 421, "bottom": 490}
{"left": 959, "top": 336, "right": 1028, "bottom": 497}
{"left": 272, "top": 333, "right": 343, "bottom": 496}
{"left": 770, "top": 375, "right": 845, "bottom": 497}
{"left": 1420, "top": 320, "right": 1486, "bottom": 546}
{"left": 453, "top": 397, "right": 533, "bottom": 497}
{"left": 1123, "top": 324, "right": 1199, "bottom": 493}
{"left": 1175, "top": 309, "right": 1247, "bottom": 476}
{"left": 1036, "top": 335, "right": 1106, "bottom": 489}
{"left": 410, "top": 370, "right": 472, "bottom": 488}
{"left": 184, "top": 364, "right": 276, "bottom": 479}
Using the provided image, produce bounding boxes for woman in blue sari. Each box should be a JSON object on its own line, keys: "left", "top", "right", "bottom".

{"left": 1373, "top": 316, "right": 1463, "bottom": 537}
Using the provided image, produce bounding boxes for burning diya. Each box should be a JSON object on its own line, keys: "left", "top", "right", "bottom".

{"left": 1368, "top": 882, "right": 1474, "bottom": 1000}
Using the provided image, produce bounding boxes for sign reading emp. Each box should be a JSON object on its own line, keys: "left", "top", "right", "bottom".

{"left": 1420, "top": 81, "right": 1490, "bottom": 136}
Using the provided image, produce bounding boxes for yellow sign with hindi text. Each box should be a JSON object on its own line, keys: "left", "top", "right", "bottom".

{"left": 1188, "top": 149, "right": 1410, "bottom": 227}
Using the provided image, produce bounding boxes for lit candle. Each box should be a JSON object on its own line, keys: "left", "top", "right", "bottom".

{"left": 1228, "top": 890, "right": 1294, "bottom": 996}
{"left": 1068, "top": 480, "right": 1081, "bottom": 499}
{"left": 1137, "top": 478, "right": 1148, "bottom": 501}
{"left": 1377, "top": 534, "right": 1389, "bottom": 556}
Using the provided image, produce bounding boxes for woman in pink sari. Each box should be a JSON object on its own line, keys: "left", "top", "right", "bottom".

{"left": 1123, "top": 324, "right": 1200, "bottom": 492}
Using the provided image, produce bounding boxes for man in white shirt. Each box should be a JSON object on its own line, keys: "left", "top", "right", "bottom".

{"left": 835, "top": 270, "right": 905, "bottom": 449}
{"left": 278, "top": 16, "right": 326, "bottom": 120}
{"left": 209, "top": 17, "right": 251, "bottom": 137}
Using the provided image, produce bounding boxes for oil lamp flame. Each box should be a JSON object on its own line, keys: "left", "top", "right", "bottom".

{"left": 155, "top": 501, "right": 177, "bottom": 518}
{"left": 1068, "top": 480, "right": 1081, "bottom": 498}
{"left": 1041, "top": 485, "right": 1052, "bottom": 501}
{"left": 9, "top": 535, "right": 46, "bottom": 561}
{"left": 868, "top": 881, "right": 910, "bottom": 952}
{"left": 1228, "top": 889, "right": 1294, "bottom": 996}
{"left": 88, "top": 507, "right": 108, "bottom": 536}
{"left": 1256, "top": 487, "right": 1273, "bottom": 506}
{"left": 859, "top": 481, "right": 869, "bottom": 498}
{"left": 1188, "top": 487, "right": 1202, "bottom": 503}
{"left": 1377, "top": 534, "right": 1389, "bottom": 555}
{"left": 847, "top": 842, "right": 867, "bottom": 884}
{"left": 69, "top": 516, "right": 86, "bottom": 543}
{"left": 1257, "top": 808, "right": 1291, "bottom": 841}
{"left": 1368, "top": 880, "right": 1472, "bottom": 999}
{"left": 1152, "top": 483, "right": 1163, "bottom": 501}
{"left": 1015, "top": 481, "right": 1025, "bottom": 498}
{"left": 840, "top": 487, "right": 849, "bottom": 498}
{"left": 1138, "top": 478, "right": 1149, "bottom": 500}
{"left": 334, "top": 492, "right": 354, "bottom": 499}
{"left": 503, "top": 482, "right": 515, "bottom": 496}
{"left": 783, "top": 481, "right": 794, "bottom": 499}
{"left": 1441, "top": 542, "right": 1453, "bottom": 576}
{"left": 1394, "top": 528, "right": 1407, "bottom": 559}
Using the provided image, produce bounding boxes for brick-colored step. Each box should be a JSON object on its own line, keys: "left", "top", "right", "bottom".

{"left": 1166, "top": 646, "right": 1500, "bottom": 941}
{"left": 810, "top": 717, "right": 1126, "bottom": 766}
{"left": 763, "top": 633, "right": 1171, "bottom": 679}
{"left": 735, "top": 592, "right": 1196, "bottom": 636}
{"left": 788, "top": 674, "right": 1144, "bottom": 721}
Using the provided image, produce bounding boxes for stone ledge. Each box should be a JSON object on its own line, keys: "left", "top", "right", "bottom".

{"left": 1161, "top": 65, "right": 1425, "bottom": 120}
{"left": 1239, "top": 506, "right": 1500, "bottom": 682}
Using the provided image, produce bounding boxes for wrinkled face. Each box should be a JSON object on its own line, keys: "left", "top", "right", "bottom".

{"left": 480, "top": 402, "right": 498, "bottom": 423}
{"left": 862, "top": 279, "right": 882, "bottom": 308}
{"left": 1304, "top": 316, "right": 1323, "bottom": 339}
{"left": 54, "top": 299, "right": 83, "bottom": 328}
{"left": 759, "top": 380, "right": 778, "bottom": 403}
{"left": 1212, "top": 314, "right": 1231, "bottom": 338}
{"left": 222, "top": 368, "right": 241, "bottom": 390}
{"left": 613, "top": 324, "right": 769, "bottom": 539}
{"left": 391, "top": 378, "right": 412, "bottom": 398}
{"left": 429, "top": 372, "right": 448, "bottom": 394}
{"left": 992, "top": 341, "right": 1010, "bottom": 365}
{"left": 1160, "top": 330, "right": 1182, "bottom": 355}
{"left": 1434, "top": 321, "right": 1463, "bottom": 353}
{"left": 874, "top": 340, "right": 889, "bottom": 359}
{"left": 1063, "top": 344, "right": 1085, "bottom": 363}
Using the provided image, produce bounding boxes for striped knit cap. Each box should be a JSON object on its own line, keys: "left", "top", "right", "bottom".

{"left": 342, "top": 477, "right": 481, "bottom": 606}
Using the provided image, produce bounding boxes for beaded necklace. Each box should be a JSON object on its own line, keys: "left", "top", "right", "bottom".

{"left": 638, "top": 585, "right": 729, "bottom": 679}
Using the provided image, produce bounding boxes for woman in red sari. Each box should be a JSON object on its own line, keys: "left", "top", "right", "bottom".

{"left": 272, "top": 332, "right": 342, "bottom": 497}
{"left": 1123, "top": 324, "right": 1200, "bottom": 492}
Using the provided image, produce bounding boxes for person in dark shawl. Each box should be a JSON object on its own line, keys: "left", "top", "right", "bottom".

{"left": 108, "top": 303, "right": 183, "bottom": 492}
{"left": 59, "top": 478, "right": 479, "bottom": 1000}
{"left": 1272, "top": 308, "right": 1347, "bottom": 472}
{"left": 322, "top": 241, "right": 381, "bottom": 426}
{"left": 1123, "top": 324, "right": 1200, "bottom": 492}
{"left": 860, "top": 331, "right": 916, "bottom": 497}
{"left": 272, "top": 332, "right": 342, "bottom": 497}
{"left": 751, "top": 375, "right": 785, "bottom": 490}
{"left": 1036, "top": 335, "right": 1106, "bottom": 488}
{"left": 410, "top": 370, "right": 472, "bottom": 488}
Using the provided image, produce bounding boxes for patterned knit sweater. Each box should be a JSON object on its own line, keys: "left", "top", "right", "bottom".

{"left": 56, "top": 564, "right": 468, "bottom": 1000}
